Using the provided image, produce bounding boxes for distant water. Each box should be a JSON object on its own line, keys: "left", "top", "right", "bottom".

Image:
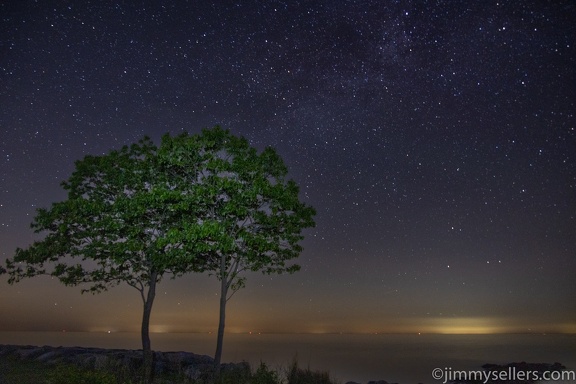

{"left": 0, "top": 332, "right": 574, "bottom": 383}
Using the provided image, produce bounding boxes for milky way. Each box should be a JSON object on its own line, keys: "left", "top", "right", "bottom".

{"left": 0, "top": 1, "right": 574, "bottom": 333}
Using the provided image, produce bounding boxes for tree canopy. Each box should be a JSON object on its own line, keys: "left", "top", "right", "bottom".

{"left": 5, "top": 136, "right": 209, "bottom": 289}
{"left": 157, "top": 127, "right": 316, "bottom": 367}
{"left": 2, "top": 126, "right": 316, "bottom": 376}
{"left": 3, "top": 136, "right": 210, "bottom": 382}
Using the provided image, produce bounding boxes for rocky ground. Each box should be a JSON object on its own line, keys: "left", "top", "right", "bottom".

{"left": 0, "top": 344, "right": 247, "bottom": 381}
{"left": 0, "top": 344, "right": 567, "bottom": 384}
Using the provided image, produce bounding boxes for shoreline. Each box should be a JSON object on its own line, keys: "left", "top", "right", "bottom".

{"left": 0, "top": 343, "right": 570, "bottom": 384}
{"left": 0, "top": 344, "right": 246, "bottom": 383}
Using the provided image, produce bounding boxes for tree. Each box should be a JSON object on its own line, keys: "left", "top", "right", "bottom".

{"left": 2, "top": 138, "right": 209, "bottom": 383}
{"left": 2, "top": 126, "right": 316, "bottom": 376}
{"left": 157, "top": 127, "right": 316, "bottom": 369}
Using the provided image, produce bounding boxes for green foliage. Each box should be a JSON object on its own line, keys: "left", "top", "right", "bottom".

{"left": 47, "top": 364, "right": 121, "bottom": 384}
{"left": 155, "top": 127, "right": 316, "bottom": 367}
{"left": 3, "top": 126, "right": 315, "bottom": 297}
{"left": 0, "top": 357, "right": 135, "bottom": 384}
{"left": 0, "top": 356, "right": 54, "bottom": 384}
{"left": 2, "top": 126, "right": 316, "bottom": 378}
{"left": 251, "top": 362, "right": 281, "bottom": 384}
{"left": 0, "top": 355, "right": 341, "bottom": 384}
{"left": 3, "top": 135, "right": 205, "bottom": 292}
{"left": 285, "top": 359, "right": 336, "bottom": 384}
{"left": 156, "top": 126, "right": 316, "bottom": 280}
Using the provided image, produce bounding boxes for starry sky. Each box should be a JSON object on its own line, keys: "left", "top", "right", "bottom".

{"left": 0, "top": 1, "right": 574, "bottom": 335}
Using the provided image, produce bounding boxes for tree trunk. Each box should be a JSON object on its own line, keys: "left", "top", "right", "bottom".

{"left": 141, "top": 270, "right": 158, "bottom": 384}
{"left": 214, "top": 255, "right": 228, "bottom": 370}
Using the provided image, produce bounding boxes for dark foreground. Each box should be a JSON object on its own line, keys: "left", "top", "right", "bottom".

{"left": 0, "top": 343, "right": 243, "bottom": 382}
{"left": 0, "top": 344, "right": 343, "bottom": 384}
{"left": 0, "top": 344, "right": 568, "bottom": 384}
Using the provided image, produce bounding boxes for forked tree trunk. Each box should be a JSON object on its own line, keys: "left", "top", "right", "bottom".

{"left": 141, "top": 270, "right": 158, "bottom": 384}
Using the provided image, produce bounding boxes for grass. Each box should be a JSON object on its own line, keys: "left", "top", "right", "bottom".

{"left": 0, "top": 355, "right": 341, "bottom": 384}
{"left": 0, "top": 355, "right": 53, "bottom": 383}
{"left": 0, "top": 355, "right": 121, "bottom": 384}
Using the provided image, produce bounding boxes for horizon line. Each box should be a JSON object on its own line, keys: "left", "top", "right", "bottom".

{"left": 1, "top": 330, "right": 575, "bottom": 335}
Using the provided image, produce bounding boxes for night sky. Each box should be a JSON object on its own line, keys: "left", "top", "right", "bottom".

{"left": 1, "top": 1, "right": 574, "bottom": 335}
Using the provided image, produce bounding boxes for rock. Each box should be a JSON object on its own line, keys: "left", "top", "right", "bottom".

{"left": 183, "top": 364, "right": 202, "bottom": 380}
{"left": 0, "top": 344, "right": 248, "bottom": 379}
{"left": 36, "top": 350, "right": 61, "bottom": 362}
{"left": 16, "top": 345, "right": 52, "bottom": 359}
